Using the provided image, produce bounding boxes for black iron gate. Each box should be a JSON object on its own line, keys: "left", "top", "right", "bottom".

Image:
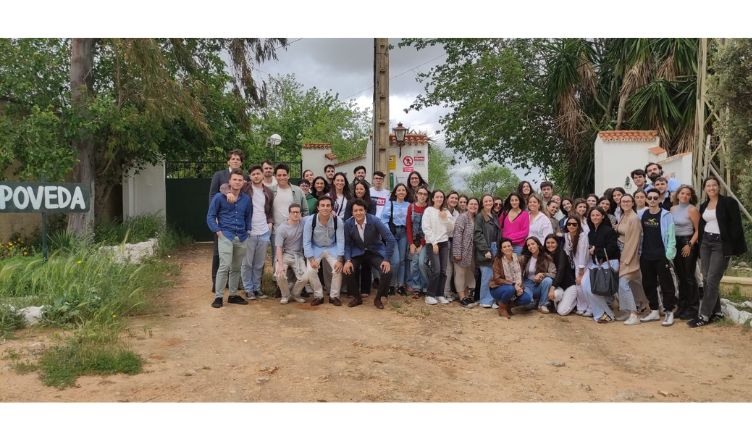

{"left": 165, "top": 160, "right": 302, "bottom": 241}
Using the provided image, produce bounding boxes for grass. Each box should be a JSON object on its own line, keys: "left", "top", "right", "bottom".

{"left": 95, "top": 214, "right": 165, "bottom": 245}
{"left": 38, "top": 327, "right": 142, "bottom": 388}
{"left": 722, "top": 285, "right": 748, "bottom": 304}
{"left": 0, "top": 304, "right": 25, "bottom": 339}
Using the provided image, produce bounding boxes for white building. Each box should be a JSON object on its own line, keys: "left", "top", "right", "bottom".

{"left": 302, "top": 132, "right": 430, "bottom": 189}
{"left": 594, "top": 130, "right": 692, "bottom": 195}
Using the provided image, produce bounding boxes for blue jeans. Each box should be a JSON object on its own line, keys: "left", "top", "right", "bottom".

{"left": 408, "top": 245, "right": 428, "bottom": 291}
{"left": 241, "top": 230, "right": 271, "bottom": 292}
{"left": 512, "top": 245, "right": 523, "bottom": 255}
{"left": 523, "top": 276, "right": 554, "bottom": 308}
{"left": 389, "top": 226, "right": 408, "bottom": 287}
{"left": 490, "top": 284, "right": 532, "bottom": 305}
{"left": 478, "top": 265, "right": 494, "bottom": 306}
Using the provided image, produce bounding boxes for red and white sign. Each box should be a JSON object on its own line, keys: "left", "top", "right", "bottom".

{"left": 414, "top": 156, "right": 425, "bottom": 162}
{"left": 403, "top": 166, "right": 414, "bottom": 172}
{"left": 402, "top": 156, "right": 414, "bottom": 167}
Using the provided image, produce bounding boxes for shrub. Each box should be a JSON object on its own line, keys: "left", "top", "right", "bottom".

{"left": 0, "top": 304, "right": 25, "bottom": 338}
{"left": 95, "top": 214, "right": 165, "bottom": 245}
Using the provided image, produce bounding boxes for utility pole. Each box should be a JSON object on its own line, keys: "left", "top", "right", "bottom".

{"left": 373, "top": 38, "right": 389, "bottom": 177}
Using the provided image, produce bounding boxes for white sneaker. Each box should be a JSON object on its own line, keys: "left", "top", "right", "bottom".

{"left": 538, "top": 305, "right": 550, "bottom": 314}
{"left": 615, "top": 311, "right": 630, "bottom": 321}
{"left": 246, "top": 292, "right": 257, "bottom": 300}
{"left": 624, "top": 314, "right": 640, "bottom": 325}
{"left": 662, "top": 311, "right": 675, "bottom": 327}
{"left": 640, "top": 310, "right": 661, "bottom": 322}
{"left": 437, "top": 296, "right": 450, "bottom": 304}
{"left": 292, "top": 296, "right": 306, "bottom": 303}
{"left": 492, "top": 302, "right": 499, "bottom": 309}
{"left": 479, "top": 303, "right": 492, "bottom": 309}
{"left": 280, "top": 298, "right": 289, "bottom": 304}
{"left": 575, "top": 310, "right": 585, "bottom": 316}
{"left": 425, "top": 296, "right": 438, "bottom": 305}
{"left": 582, "top": 311, "right": 593, "bottom": 317}
{"left": 257, "top": 293, "right": 269, "bottom": 299}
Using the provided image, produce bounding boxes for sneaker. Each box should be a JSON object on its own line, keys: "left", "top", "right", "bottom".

{"left": 245, "top": 291, "right": 257, "bottom": 300}
{"left": 538, "top": 305, "right": 550, "bottom": 314}
{"left": 437, "top": 296, "right": 450, "bottom": 304}
{"left": 460, "top": 297, "right": 476, "bottom": 308}
{"left": 492, "top": 302, "right": 499, "bottom": 309}
{"left": 615, "top": 311, "right": 630, "bottom": 321}
{"left": 582, "top": 311, "right": 593, "bottom": 318}
{"left": 211, "top": 297, "right": 223, "bottom": 308}
{"left": 292, "top": 296, "right": 306, "bottom": 303}
{"left": 575, "top": 310, "right": 585, "bottom": 316}
{"left": 640, "top": 310, "right": 660, "bottom": 322}
{"left": 227, "top": 295, "right": 248, "bottom": 305}
{"left": 624, "top": 314, "right": 640, "bottom": 325}
{"left": 311, "top": 297, "right": 324, "bottom": 306}
{"left": 597, "top": 313, "right": 612, "bottom": 323}
{"left": 479, "top": 303, "right": 492, "bottom": 309}
{"left": 425, "top": 296, "right": 438, "bottom": 305}
{"left": 397, "top": 286, "right": 407, "bottom": 296}
{"left": 256, "top": 291, "right": 269, "bottom": 299}
{"left": 688, "top": 317, "right": 709, "bottom": 328}
{"left": 662, "top": 311, "right": 675, "bottom": 327}
{"left": 280, "top": 297, "right": 289, "bottom": 304}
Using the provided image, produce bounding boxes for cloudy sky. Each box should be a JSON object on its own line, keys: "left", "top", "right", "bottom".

{"left": 256, "top": 38, "right": 493, "bottom": 190}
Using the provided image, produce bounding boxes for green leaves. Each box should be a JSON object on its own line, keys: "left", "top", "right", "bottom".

{"left": 465, "top": 164, "right": 520, "bottom": 198}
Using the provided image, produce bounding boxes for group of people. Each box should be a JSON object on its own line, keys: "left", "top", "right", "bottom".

{"left": 207, "top": 149, "right": 748, "bottom": 329}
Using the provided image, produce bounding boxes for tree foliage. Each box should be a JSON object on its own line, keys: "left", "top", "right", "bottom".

{"left": 465, "top": 164, "right": 520, "bottom": 199}
{"left": 0, "top": 38, "right": 286, "bottom": 231}
{"left": 401, "top": 38, "right": 699, "bottom": 197}
{"left": 245, "top": 74, "right": 371, "bottom": 167}
{"left": 427, "top": 144, "right": 453, "bottom": 191}
{"left": 708, "top": 39, "right": 752, "bottom": 207}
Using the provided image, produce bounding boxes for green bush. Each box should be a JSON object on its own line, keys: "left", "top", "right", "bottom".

{"left": 0, "top": 304, "right": 25, "bottom": 338}
{"left": 95, "top": 214, "right": 165, "bottom": 245}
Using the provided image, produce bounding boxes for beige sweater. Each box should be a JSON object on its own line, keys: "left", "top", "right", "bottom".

{"left": 616, "top": 210, "right": 642, "bottom": 276}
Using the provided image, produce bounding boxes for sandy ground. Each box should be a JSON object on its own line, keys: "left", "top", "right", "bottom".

{"left": 2, "top": 242, "right": 752, "bottom": 402}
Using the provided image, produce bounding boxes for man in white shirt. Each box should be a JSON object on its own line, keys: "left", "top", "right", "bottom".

{"left": 369, "top": 171, "right": 390, "bottom": 218}
{"left": 221, "top": 165, "right": 273, "bottom": 300}
{"left": 271, "top": 164, "right": 309, "bottom": 273}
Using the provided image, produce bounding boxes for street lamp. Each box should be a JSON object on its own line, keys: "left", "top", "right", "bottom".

{"left": 267, "top": 133, "right": 282, "bottom": 163}
{"left": 393, "top": 122, "right": 408, "bottom": 157}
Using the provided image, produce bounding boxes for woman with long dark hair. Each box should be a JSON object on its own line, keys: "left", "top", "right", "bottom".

{"left": 474, "top": 194, "right": 501, "bottom": 308}
{"left": 517, "top": 181, "right": 533, "bottom": 204}
{"left": 382, "top": 183, "right": 411, "bottom": 296}
{"left": 406, "top": 171, "right": 428, "bottom": 202}
{"left": 489, "top": 238, "right": 531, "bottom": 318}
{"left": 346, "top": 180, "right": 376, "bottom": 217}
{"left": 671, "top": 184, "right": 701, "bottom": 320}
{"left": 689, "top": 177, "right": 748, "bottom": 327}
{"left": 558, "top": 197, "right": 574, "bottom": 232}
{"left": 329, "top": 172, "right": 352, "bottom": 220}
{"left": 581, "top": 206, "right": 621, "bottom": 323}
{"left": 554, "top": 215, "right": 591, "bottom": 316}
{"left": 519, "top": 236, "right": 557, "bottom": 313}
{"left": 500, "top": 192, "right": 529, "bottom": 254}
{"left": 452, "top": 197, "right": 479, "bottom": 307}
{"left": 422, "top": 190, "right": 456, "bottom": 305}
{"left": 406, "top": 186, "right": 430, "bottom": 296}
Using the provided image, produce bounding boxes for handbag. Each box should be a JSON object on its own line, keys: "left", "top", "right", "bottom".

{"left": 589, "top": 250, "right": 618, "bottom": 297}
{"left": 388, "top": 201, "right": 397, "bottom": 235}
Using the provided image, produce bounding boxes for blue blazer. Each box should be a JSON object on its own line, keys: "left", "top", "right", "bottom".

{"left": 344, "top": 214, "right": 395, "bottom": 261}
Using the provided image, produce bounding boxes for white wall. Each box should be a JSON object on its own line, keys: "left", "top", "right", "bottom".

{"left": 659, "top": 152, "right": 693, "bottom": 188}
{"left": 387, "top": 143, "right": 429, "bottom": 188}
{"left": 594, "top": 135, "right": 664, "bottom": 195}
{"left": 122, "top": 163, "right": 166, "bottom": 220}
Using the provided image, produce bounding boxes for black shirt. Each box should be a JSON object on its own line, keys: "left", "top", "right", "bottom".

{"left": 641, "top": 210, "right": 664, "bottom": 260}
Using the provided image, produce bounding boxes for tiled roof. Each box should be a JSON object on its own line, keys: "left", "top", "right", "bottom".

{"left": 390, "top": 133, "right": 429, "bottom": 146}
{"left": 335, "top": 155, "right": 366, "bottom": 166}
{"left": 649, "top": 146, "right": 667, "bottom": 156}
{"left": 303, "top": 143, "right": 332, "bottom": 149}
{"left": 324, "top": 152, "right": 337, "bottom": 161}
{"left": 598, "top": 130, "right": 658, "bottom": 142}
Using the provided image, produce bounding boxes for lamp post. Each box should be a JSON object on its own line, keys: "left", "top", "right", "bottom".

{"left": 393, "top": 122, "right": 408, "bottom": 157}
{"left": 267, "top": 133, "right": 282, "bottom": 163}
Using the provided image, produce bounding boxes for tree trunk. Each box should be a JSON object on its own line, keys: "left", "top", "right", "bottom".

{"left": 67, "top": 39, "right": 96, "bottom": 237}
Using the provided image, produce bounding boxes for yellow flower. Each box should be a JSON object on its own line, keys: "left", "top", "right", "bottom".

{"left": 76, "top": 260, "right": 83, "bottom": 264}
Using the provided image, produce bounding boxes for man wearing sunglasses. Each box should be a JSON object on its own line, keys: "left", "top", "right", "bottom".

{"left": 639, "top": 188, "right": 678, "bottom": 326}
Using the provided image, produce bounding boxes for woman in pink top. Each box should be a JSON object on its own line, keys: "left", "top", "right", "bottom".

{"left": 500, "top": 192, "right": 529, "bottom": 254}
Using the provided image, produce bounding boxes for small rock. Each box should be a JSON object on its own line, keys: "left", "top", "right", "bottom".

{"left": 184, "top": 370, "right": 196, "bottom": 377}
{"left": 658, "top": 390, "right": 669, "bottom": 397}
{"left": 19, "top": 306, "right": 44, "bottom": 326}
{"left": 581, "top": 384, "right": 592, "bottom": 392}
{"left": 256, "top": 376, "right": 270, "bottom": 384}
{"left": 547, "top": 361, "right": 566, "bottom": 367}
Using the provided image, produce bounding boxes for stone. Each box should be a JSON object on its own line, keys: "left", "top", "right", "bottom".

{"left": 547, "top": 361, "right": 566, "bottom": 367}
{"left": 99, "top": 238, "right": 159, "bottom": 264}
{"left": 256, "top": 376, "right": 270, "bottom": 384}
{"left": 19, "top": 306, "right": 44, "bottom": 326}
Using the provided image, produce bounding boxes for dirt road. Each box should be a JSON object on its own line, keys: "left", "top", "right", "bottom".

{"left": 2, "top": 243, "right": 752, "bottom": 402}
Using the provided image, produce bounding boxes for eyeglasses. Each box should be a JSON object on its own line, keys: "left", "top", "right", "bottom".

{"left": 566, "top": 223, "right": 578, "bottom": 227}
{"left": 646, "top": 196, "right": 659, "bottom": 200}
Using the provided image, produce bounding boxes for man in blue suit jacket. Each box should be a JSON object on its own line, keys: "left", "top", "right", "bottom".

{"left": 343, "top": 199, "right": 396, "bottom": 309}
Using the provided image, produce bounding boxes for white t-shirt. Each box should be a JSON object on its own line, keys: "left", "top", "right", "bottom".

{"left": 250, "top": 185, "right": 269, "bottom": 235}
{"left": 370, "top": 188, "right": 390, "bottom": 217}
{"left": 527, "top": 257, "right": 537, "bottom": 280}
{"left": 703, "top": 209, "right": 720, "bottom": 234}
{"left": 334, "top": 194, "right": 348, "bottom": 219}
{"left": 273, "top": 186, "right": 293, "bottom": 227}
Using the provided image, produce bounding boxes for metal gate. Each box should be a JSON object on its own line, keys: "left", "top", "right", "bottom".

{"left": 165, "top": 161, "right": 302, "bottom": 241}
